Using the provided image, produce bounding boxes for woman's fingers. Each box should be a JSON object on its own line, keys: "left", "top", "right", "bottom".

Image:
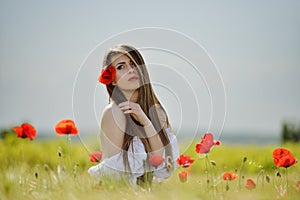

{"left": 123, "top": 109, "right": 133, "bottom": 114}
{"left": 118, "top": 101, "right": 149, "bottom": 125}
{"left": 118, "top": 101, "right": 132, "bottom": 107}
{"left": 119, "top": 102, "right": 137, "bottom": 115}
{"left": 119, "top": 105, "right": 132, "bottom": 111}
{"left": 119, "top": 101, "right": 139, "bottom": 111}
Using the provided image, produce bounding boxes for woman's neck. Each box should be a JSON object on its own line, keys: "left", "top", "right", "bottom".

{"left": 122, "top": 89, "right": 139, "bottom": 102}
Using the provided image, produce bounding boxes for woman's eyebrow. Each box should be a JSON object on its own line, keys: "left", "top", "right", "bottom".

{"left": 116, "top": 61, "right": 126, "bottom": 66}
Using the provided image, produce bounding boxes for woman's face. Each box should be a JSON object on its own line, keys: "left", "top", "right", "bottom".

{"left": 111, "top": 53, "right": 140, "bottom": 91}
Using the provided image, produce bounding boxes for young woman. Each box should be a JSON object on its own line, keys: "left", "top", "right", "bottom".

{"left": 88, "top": 44, "right": 179, "bottom": 185}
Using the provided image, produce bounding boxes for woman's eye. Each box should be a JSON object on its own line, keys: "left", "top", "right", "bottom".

{"left": 116, "top": 65, "right": 125, "bottom": 70}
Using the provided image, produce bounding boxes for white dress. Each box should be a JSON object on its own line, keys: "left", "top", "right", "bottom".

{"left": 88, "top": 128, "right": 179, "bottom": 185}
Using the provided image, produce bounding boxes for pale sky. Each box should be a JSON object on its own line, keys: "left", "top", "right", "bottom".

{"left": 1, "top": 1, "right": 299, "bottom": 141}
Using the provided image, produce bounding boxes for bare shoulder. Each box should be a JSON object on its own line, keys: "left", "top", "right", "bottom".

{"left": 100, "top": 102, "right": 126, "bottom": 157}
{"left": 101, "top": 102, "right": 126, "bottom": 133}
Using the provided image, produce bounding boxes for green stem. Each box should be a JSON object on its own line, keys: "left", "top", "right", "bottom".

{"left": 261, "top": 170, "right": 265, "bottom": 190}
{"left": 67, "top": 134, "right": 73, "bottom": 168}
{"left": 285, "top": 168, "right": 288, "bottom": 190}
{"left": 272, "top": 169, "right": 276, "bottom": 190}
{"left": 226, "top": 180, "right": 229, "bottom": 191}
{"left": 143, "top": 157, "right": 152, "bottom": 192}
{"left": 238, "top": 157, "right": 247, "bottom": 190}
{"left": 205, "top": 154, "right": 210, "bottom": 190}
{"left": 21, "top": 139, "right": 25, "bottom": 163}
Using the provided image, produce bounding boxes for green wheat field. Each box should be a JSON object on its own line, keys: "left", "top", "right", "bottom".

{"left": 1, "top": 133, "right": 299, "bottom": 200}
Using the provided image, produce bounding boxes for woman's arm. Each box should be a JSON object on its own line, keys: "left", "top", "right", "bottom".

{"left": 100, "top": 103, "right": 126, "bottom": 158}
{"left": 142, "top": 105, "right": 168, "bottom": 155}
{"left": 118, "top": 101, "right": 167, "bottom": 155}
{"left": 143, "top": 120, "right": 164, "bottom": 155}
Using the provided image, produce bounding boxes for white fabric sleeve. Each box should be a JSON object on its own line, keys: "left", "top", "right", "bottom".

{"left": 88, "top": 137, "right": 147, "bottom": 184}
{"left": 88, "top": 128, "right": 179, "bottom": 184}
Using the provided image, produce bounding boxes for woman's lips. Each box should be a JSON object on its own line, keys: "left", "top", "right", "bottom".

{"left": 128, "top": 76, "right": 138, "bottom": 81}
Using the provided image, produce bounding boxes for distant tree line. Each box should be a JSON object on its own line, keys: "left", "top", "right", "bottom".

{"left": 0, "top": 129, "right": 15, "bottom": 139}
{"left": 281, "top": 121, "right": 300, "bottom": 143}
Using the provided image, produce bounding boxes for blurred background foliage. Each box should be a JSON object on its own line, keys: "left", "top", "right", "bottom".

{"left": 281, "top": 121, "right": 300, "bottom": 143}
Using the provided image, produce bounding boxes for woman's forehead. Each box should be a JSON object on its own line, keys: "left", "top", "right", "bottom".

{"left": 111, "top": 54, "right": 130, "bottom": 65}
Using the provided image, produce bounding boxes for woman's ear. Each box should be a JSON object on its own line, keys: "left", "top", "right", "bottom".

{"left": 112, "top": 80, "right": 116, "bottom": 86}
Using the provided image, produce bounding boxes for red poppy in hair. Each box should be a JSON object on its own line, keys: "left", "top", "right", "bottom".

{"left": 98, "top": 65, "right": 116, "bottom": 85}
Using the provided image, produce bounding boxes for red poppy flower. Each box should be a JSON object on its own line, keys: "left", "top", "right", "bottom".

{"left": 272, "top": 148, "right": 297, "bottom": 168}
{"left": 178, "top": 171, "right": 188, "bottom": 183}
{"left": 13, "top": 123, "right": 37, "bottom": 140}
{"left": 195, "top": 133, "right": 220, "bottom": 154}
{"left": 149, "top": 154, "right": 165, "bottom": 167}
{"left": 55, "top": 119, "right": 78, "bottom": 135}
{"left": 223, "top": 172, "right": 237, "bottom": 181}
{"left": 89, "top": 151, "right": 103, "bottom": 162}
{"left": 245, "top": 178, "right": 256, "bottom": 190}
{"left": 98, "top": 65, "right": 116, "bottom": 85}
{"left": 176, "top": 154, "right": 195, "bottom": 168}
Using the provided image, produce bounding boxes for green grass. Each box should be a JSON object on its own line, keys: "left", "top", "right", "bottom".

{"left": 0, "top": 134, "right": 299, "bottom": 200}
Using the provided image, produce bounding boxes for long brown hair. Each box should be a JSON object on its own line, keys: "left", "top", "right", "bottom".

{"left": 102, "top": 44, "right": 173, "bottom": 172}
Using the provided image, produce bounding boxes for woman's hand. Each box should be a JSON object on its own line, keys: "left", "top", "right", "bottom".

{"left": 118, "top": 101, "right": 151, "bottom": 127}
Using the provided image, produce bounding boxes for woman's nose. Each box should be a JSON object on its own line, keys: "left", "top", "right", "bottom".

{"left": 128, "top": 65, "right": 134, "bottom": 73}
